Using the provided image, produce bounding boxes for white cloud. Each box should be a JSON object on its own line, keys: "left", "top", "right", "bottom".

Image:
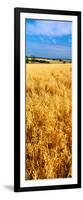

{"left": 26, "top": 20, "right": 72, "bottom": 37}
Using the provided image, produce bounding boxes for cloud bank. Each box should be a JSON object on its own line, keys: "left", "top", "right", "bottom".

{"left": 26, "top": 19, "right": 72, "bottom": 37}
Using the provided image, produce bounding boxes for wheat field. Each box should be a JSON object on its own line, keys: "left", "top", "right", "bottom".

{"left": 25, "top": 63, "right": 72, "bottom": 180}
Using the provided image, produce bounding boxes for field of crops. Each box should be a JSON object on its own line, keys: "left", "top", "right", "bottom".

{"left": 25, "top": 63, "right": 72, "bottom": 180}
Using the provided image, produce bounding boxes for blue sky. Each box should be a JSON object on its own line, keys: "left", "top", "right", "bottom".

{"left": 25, "top": 19, "right": 72, "bottom": 59}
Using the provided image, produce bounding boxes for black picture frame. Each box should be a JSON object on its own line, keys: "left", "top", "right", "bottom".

{"left": 14, "top": 7, "right": 81, "bottom": 192}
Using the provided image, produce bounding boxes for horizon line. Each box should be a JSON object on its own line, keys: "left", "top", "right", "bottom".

{"left": 26, "top": 56, "right": 72, "bottom": 60}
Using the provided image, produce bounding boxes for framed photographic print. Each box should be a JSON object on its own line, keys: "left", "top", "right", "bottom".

{"left": 14, "top": 8, "right": 81, "bottom": 192}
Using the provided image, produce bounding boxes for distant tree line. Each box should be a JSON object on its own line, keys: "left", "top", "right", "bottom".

{"left": 26, "top": 56, "right": 72, "bottom": 64}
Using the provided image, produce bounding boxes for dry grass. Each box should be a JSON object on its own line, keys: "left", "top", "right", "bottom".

{"left": 25, "top": 63, "right": 72, "bottom": 180}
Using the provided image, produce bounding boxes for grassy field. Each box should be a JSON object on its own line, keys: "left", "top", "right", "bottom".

{"left": 25, "top": 63, "right": 72, "bottom": 180}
